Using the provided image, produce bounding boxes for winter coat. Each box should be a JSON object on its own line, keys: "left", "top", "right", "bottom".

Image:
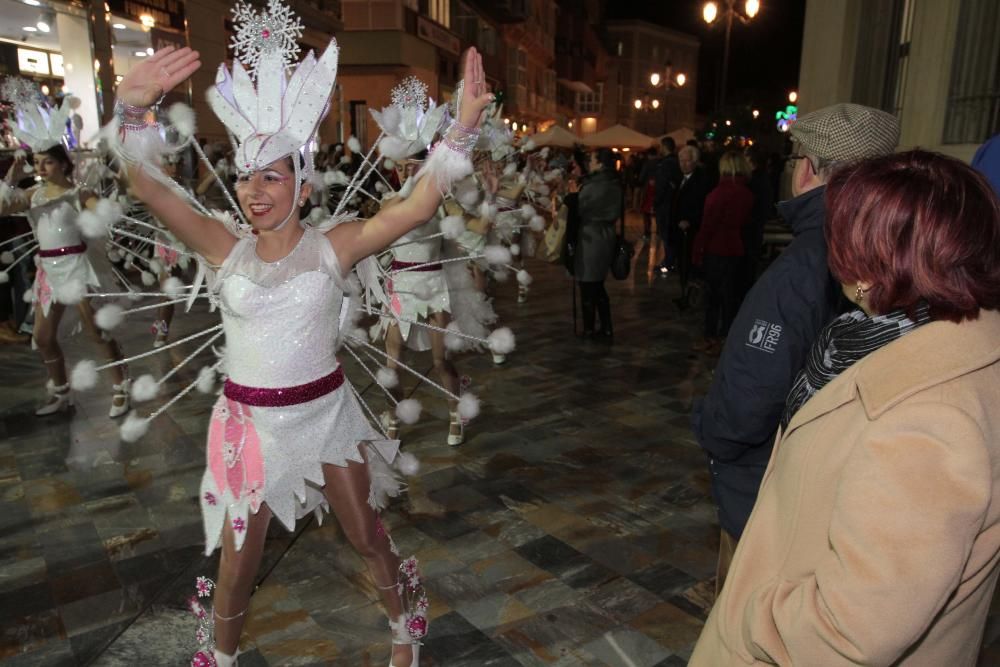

{"left": 691, "top": 309, "right": 1000, "bottom": 667}
{"left": 571, "top": 169, "right": 622, "bottom": 282}
{"left": 691, "top": 185, "right": 842, "bottom": 538}
{"left": 670, "top": 167, "right": 708, "bottom": 244}
{"left": 693, "top": 176, "right": 754, "bottom": 262}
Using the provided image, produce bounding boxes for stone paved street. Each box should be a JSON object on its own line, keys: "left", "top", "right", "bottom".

{"left": 1, "top": 215, "right": 998, "bottom": 666}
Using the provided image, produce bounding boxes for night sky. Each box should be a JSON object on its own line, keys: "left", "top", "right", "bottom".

{"left": 606, "top": 0, "right": 807, "bottom": 117}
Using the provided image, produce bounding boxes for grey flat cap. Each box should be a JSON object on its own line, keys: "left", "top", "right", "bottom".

{"left": 790, "top": 103, "right": 900, "bottom": 162}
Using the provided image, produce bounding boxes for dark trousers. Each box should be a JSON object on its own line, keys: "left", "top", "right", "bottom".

{"left": 579, "top": 280, "right": 611, "bottom": 334}
{"left": 703, "top": 254, "right": 741, "bottom": 339}
{"left": 673, "top": 228, "right": 693, "bottom": 290}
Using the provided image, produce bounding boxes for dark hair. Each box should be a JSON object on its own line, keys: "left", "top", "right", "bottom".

{"left": 661, "top": 137, "right": 677, "bottom": 153}
{"left": 595, "top": 148, "right": 617, "bottom": 172}
{"left": 826, "top": 149, "right": 1000, "bottom": 322}
{"left": 38, "top": 144, "right": 74, "bottom": 177}
{"left": 572, "top": 147, "right": 588, "bottom": 174}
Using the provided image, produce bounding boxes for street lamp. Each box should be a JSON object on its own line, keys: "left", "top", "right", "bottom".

{"left": 650, "top": 72, "right": 661, "bottom": 87}
{"left": 634, "top": 98, "right": 643, "bottom": 110}
{"left": 636, "top": 63, "right": 687, "bottom": 134}
{"left": 651, "top": 99, "right": 660, "bottom": 109}
{"left": 703, "top": 0, "right": 760, "bottom": 112}
{"left": 788, "top": 90, "right": 798, "bottom": 103}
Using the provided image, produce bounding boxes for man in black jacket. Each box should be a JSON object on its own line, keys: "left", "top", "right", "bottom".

{"left": 671, "top": 145, "right": 707, "bottom": 308}
{"left": 654, "top": 137, "right": 682, "bottom": 271}
{"left": 691, "top": 104, "right": 901, "bottom": 594}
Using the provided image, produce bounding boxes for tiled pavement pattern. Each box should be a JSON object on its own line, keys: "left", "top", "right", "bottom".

{"left": 2, "top": 214, "right": 998, "bottom": 666}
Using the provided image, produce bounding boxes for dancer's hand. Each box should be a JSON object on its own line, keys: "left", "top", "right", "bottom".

{"left": 5, "top": 154, "right": 26, "bottom": 184}
{"left": 458, "top": 47, "right": 494, "bottom": 128}
{"left": 117, "top": 46, "right": 201, "bottom": 108}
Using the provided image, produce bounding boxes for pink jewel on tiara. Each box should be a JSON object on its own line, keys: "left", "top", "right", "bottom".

{"left": 261, "top": 29, "right": 270, "bottom": 38}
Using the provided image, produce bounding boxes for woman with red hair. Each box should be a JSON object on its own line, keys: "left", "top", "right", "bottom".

{"left": 691, "top": 150, "right": 1000, "bottom": 666}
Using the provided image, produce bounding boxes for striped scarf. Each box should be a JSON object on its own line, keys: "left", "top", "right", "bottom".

{"left": 781, "top": 303, "right": 931, "bottom": 431}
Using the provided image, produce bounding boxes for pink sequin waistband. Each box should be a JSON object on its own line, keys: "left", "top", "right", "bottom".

{"left": 223, "top": 367, "right": 345, "bottom": 407}
{"left": 38, "top": 243, "right": 87, "bottom": 258}
{"left": 391, "top": 259, "right": 442, "bottom": 273}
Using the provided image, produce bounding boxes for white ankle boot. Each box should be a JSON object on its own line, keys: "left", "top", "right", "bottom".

{"left": 388, "top": 615, "right": 421, "bottom": 667}
{"left": 109, "top": 378, "right": 131, "bottom": 419}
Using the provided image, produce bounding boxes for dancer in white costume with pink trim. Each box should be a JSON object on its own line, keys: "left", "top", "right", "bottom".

{"left": 107, "top": 0, "right": 495, "bottom": 663}
{"left": 0, "top": 78, "right": 131, "bottom": 418}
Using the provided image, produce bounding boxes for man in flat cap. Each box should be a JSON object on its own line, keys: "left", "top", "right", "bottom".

{"left": 691, "top": 103, "right": 900, "bottom": 595}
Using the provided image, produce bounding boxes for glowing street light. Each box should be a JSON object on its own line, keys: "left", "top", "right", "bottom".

{"left": 703, "top": 2, "right": 718, "bottom": 23}
{"left": 746, "top": 0, "right": 760, "bottom": 18}
{"left": 752, "top": 109, "right": 760, "bottom": 118}
{"left": 788, "top": 90, "right": 798, "bottom": 103}
{"left": 650, "top": 72, "right": 661, "bottom": 87}
{"left": 634, "top": 99, "right": 643, "bottom": 110}
{"left": 651, "top": 99, "right": 660, "bottom": 109}
{"left": 676, "top": 73, "right": 686, "bottom": 87}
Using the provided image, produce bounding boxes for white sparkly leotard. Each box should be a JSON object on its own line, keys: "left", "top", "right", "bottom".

{"left": 28, "top": 187, "right": 102, "bottom": 316}
{"left": 374, "top": 213, "right": 450, "bottom": 351}
{"left": 198, "top": 226, "right": 398, "bottom": 554}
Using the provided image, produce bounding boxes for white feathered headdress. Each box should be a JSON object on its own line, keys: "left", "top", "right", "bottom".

{"left": 477, "top": 103, "right": 514, "bottom": 161}
{"left": 369, "top": 76, "right": 448, "bottom": 160}
{"left": 207, "top": 0, "right": 337, "bottom": 180}
{"left": 2, "top": 77, "right": 72, "bottom": 152}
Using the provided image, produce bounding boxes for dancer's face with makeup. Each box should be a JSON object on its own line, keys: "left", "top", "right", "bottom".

{"left": 234, "top": 157, "right": 312, "bottom": 231}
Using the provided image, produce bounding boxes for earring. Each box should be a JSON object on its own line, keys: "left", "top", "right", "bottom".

{"left": 855, "top": 283, "right": 866, "bottom": 302}
{"left": 298, "top": 200, "right": 305, "bottom": 206}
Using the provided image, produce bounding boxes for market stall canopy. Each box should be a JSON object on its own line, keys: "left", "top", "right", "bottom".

{"left": 582, "top": 124, "right": 657, "bottom": 149}
{"left": 527, "top": 125, "right": 579, "bottom": 148}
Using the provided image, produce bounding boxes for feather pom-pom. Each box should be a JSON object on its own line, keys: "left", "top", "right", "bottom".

{"left": 108, "top": 249, "right": 122, "bottom": 262}
{"left": 378, "top": 136, "right": 411, "bottom": 161}
{"left": 55, "top": 278, "right": 86, "bottom": 304}
{"left": 529, "top": 214, "right": 545, "bottom": 232}
{"left": 94, "top": 198, "right": 123, "bottom": 226}
{"left": 457, "top": 393, "right": 480, "bottom": 420}
{"left": 478, "top": 200, "right": 496, "bottom": 222}
{"left": 521, "top": 138, "right": 537, "bottom": 152}
{"left": 1, "top": 250, "right": 14, "bottom": 264}
{"left": 510, "top": 244, "right": 521, "bottom": 257}
{"left": 483, "top": 245, "right": 512, "bottom": 266}
{"left": 520, "top": 203, "right": 535, "bottom": 218}
{"left": 454, "top": 178, "right": 480, "bottom": 208}
{"left": 76, "top": 210, "right": 108, "bottom": 239}
{"left": 120, "top": 411, "right": 150, "bottom": 442}
{"left": 0, "top": 271, "right": 7, "bottom": 284}
{"left": 376, "top": 367, "right": 399, "bottom": 389}
{"left": 23, "top": 288, "right": 34, "bottom": 303}
{"left": 517, "top": 269, "right": 533, "bottom": 286}
{"left": 383, "top": 158, "right": 396, "bottom": 170}
{"left": 396, "top": 451, "right": 420, "bottom": 475}
{"left": 95, "top": 304, "right": 124, "bottom": 330}
{"left": 196, "top": 366, "right": 216, "bottom": 394}
{"left": 488, "top": 327, "right": 516, "bottom": 354}
{"left": 167, "top": 102, "right": 197, "bottom": 138}
{"left": 347, "top": 136, "right": 362, "bottom": 153}
{"left": 147, "top": 259, "right": 163, "bottom": 275}
{"left": 140, "top": 271, "right": 156, "bottom": 287}
{"left": 503, "top": 162, "right": 518, "bottom": 176}
{"left": 131, "top": 374, "right": 160, "bottom": 402}
{"left": 395, "top": 398, "right": 422, "bottom": 425}
{"left": 375, "top": 181, "right": 388, "bottom": 193}
{"left": 441, "top": 215, "right": 466, "bottom": 240}
{"left": 163, "top": 277, "right": 185, "bottom": 297}
{"left": 70, "top": 359, "right": 98, "bottom": 390}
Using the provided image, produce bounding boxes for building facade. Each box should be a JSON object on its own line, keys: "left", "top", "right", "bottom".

{"left": 604, "top": 19, "right": 699, "bottom": 139}
{"left": 798, "top": 0, "right": 998, "bottom": 162}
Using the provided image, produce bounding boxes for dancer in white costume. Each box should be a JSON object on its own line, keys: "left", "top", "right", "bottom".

{"left": 109, "top": 2, "right": 494, "bottom": 663}
{"left": 0, "top": 79, "right": 131, "bottom": 418}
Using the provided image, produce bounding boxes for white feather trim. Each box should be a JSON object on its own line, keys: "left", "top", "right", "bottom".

{"left": 488, "top": 327, "right": 516, "bottom": 354}
{"left": 483, "top": 245, "right": 512, "bottom": 266}
{"left": 378, "top": 136, "right": 411, "bottom": 161}
{"left": 441, "top": 215, "right": 466, "bottom": 240}
{"left": 95, "top": 198, "right": 123, "bottom": 227}
{"left": 167, "top": 102, "right": 197, "bottom": 138}
{"left": 55, "top": 279, "right": 86, "bottom": 304}
{"left": 196, "top": 366, "right": 216, "bottom": 394}
{"left": 70, "top": 360, "right": 98, "bottom": 390}
{"left": 457, "top": 393, "right": 480, "bottom": 420}
{"left": 414, "top": 144, "right": 474, "bottom": 192}
{"left": 120, "top": 411, "right": 150, "bottom": 442}
{"left": 395, "top": 398, "right": 422, "bottom": 424}
{"left": 95, "top": 304, "right": 125, "bottom": 330}
{"left": 131, "top": 374, "right": 160, "bottom": 402}
{"left": 479, "top": 200, "right": 497, "bottom": 222}
{"left": 376, "top": 367, "right": 399, "bottom": 389}
{"left": 162, "top": 277, "right": 185, "bottom": 296}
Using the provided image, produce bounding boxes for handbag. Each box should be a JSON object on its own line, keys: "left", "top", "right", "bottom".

{"left": 611, "top": 215, "right": 633, "bottom": 280}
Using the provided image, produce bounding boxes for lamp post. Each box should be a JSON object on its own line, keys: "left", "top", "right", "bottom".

{"left": 703, "top": 0, "right": 760, "bottom": 113}
{"left": 634, "top": 64, "right": 686, "bottom": 135}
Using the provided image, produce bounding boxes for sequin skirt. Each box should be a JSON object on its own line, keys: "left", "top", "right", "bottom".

{"left": 198, "top": 376, "right": 400, "bottom": 554}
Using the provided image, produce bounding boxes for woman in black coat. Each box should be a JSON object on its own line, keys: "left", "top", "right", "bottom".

{"left": 564, "top": 148, "right": 623, "bottom": 341}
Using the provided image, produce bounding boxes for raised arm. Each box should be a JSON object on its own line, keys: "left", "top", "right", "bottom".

{"left": 0, "top": 156, "right": 32, "bottom": 216}
{"left": 327, "top": 47, "right": 494, "bottom": 270}
{"left": 115, "top": 46, "right": 237, "bottom": 265}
